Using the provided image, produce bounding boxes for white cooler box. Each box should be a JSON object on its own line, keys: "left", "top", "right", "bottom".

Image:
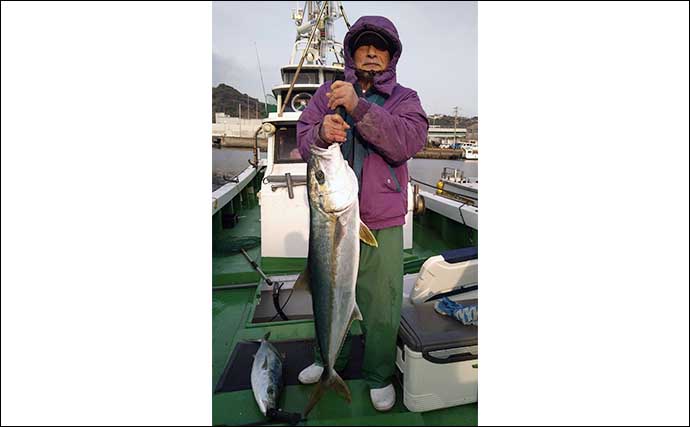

{"left": 395, "top": 298, "right": 478, "bottom": 412}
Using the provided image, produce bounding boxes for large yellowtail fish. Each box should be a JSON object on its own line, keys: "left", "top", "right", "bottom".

{"left": 294, "top": 142, "right": 378, "bottom": 415}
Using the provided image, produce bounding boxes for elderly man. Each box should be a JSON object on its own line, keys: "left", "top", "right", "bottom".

{"left": 296, "top": 16, "right": 428, "bottom": 411}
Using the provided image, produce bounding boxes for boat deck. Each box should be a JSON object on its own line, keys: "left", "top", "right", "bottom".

{"left": 212, "top": 202, "right": 476, "bottom": 287}
{"left": 212, "top": 199, "right": 478, "bottom": 425}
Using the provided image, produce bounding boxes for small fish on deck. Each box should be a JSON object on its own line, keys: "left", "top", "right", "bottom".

{"left": 250, "top": 332, "right": 284, "bottom": 416}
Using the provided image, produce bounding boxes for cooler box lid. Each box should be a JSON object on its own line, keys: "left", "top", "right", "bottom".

{"left": 399, "top": 299, "right": 478, "bottom": 354}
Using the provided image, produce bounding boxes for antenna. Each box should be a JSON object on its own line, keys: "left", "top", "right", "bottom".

{"left": 254, "top": 42, "right": 268, "bottom": 116}
{"left": 338, "top": 1, "right": 351, "bottom": 29}
{"left": 453, "top": 106, "right": 459, "bottom": 145}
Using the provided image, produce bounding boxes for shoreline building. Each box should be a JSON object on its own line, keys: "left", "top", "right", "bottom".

{"left": 427, "top": 126, "right": 468, "bottom": 148}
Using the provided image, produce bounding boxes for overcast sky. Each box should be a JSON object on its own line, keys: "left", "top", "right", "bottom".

{"left": 213, "top": 1, "right": 477, "bottom": 117}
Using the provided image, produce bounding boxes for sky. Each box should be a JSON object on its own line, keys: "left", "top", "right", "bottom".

{"left": 212, "top": 1, "right": 477, "bottom": 117}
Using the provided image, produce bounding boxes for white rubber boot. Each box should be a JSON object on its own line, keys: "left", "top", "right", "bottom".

{"left": 370, "top": 384, "right": 396, "bottom": 411}
{"left": 298, "top": 363, "right": 324, "bottom": 384}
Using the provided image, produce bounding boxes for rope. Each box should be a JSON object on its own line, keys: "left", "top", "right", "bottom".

{"left": 269, "top": 282, "right": 296, "bottom": 322}
{"left": 458, "top": 201, "right": 467, "bottom": 226}
{"left": 409, "top": 177, "right": 441, "bottom": 189}
{"left": 212, "top": 236, "right": 261, "bottom": 257}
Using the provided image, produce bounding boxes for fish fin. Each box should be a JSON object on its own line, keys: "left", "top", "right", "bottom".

{"left": 263, "top": 331, "right": 271, "bottom": 341}
{"left": 351, "top": 303, "right": 363, "bottom": 322}
{"left": 292, "top": 267, "right": 311, "bottom": 293}
{"left": 304, "top": 380, "right": 325, "bottom": 416}
{"left": 359, "top": 223, "right": 378, "bottom": 247}
{"left": 330, "top": 371, "right": 352, "bottom": 403}
{"left": 262, "top": 358, "right": 268, "bottom": 370}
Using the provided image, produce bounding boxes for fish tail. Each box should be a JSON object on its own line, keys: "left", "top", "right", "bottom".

{"left": 303, "top": 369, "right": 352, "bottom": 415}
{"left": 330, "top": 370, "right": 352, "bottom": 403}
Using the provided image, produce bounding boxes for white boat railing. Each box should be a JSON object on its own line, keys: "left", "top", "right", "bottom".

{"left": 212, "top": 161, "right": 265, "bottom": 215}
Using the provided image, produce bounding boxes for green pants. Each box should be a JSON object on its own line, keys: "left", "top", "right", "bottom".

{"left": 314, "top": 225, "right": 404, "bottom": 389}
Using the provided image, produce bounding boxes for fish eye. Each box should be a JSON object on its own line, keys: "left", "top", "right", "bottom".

{"left": 315, "top": 170, "right": 325, "bottom": 184}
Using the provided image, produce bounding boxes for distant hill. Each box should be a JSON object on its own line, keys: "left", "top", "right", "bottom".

{"left": 212, "top": 83, "right": 275, "bottom": 122}
{"left": 428, "top": 114, "right": 478, "bottom": 129}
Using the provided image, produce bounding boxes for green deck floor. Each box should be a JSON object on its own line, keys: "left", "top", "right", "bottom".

{"left": 212, "top": 203, "right": 476, "bottom": 285}
{"left": 213, "top": 204, "right": 263, "bottom": 286}
{"left": 212, "top": 196, "right": 478, "bottom": 425}
{"left": 213, "top": 374, "right": 477, "bottom": 426}
{"left": 212, "top": 286, "right": 478, "bottom": 426}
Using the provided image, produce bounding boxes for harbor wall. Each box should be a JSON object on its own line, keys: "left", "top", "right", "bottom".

{"left": 212, "top": 136, "right": 267, "bottom": 149}
{"left": 415, "top": 147, "right": 466, "bottom": 160}
{"left": 212, "top": 114, "right": 263, "bottom": 138}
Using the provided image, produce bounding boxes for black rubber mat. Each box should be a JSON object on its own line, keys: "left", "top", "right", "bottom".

{"left": 215, "top": 336, "right": 364, "bottom": 393}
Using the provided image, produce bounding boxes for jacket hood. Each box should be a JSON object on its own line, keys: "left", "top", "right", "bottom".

{"left": 342, "top": 16, "right": 402, "bottom": 96}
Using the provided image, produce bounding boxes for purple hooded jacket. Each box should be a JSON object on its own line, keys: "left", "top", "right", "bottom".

{"left": 297, "top": 16, "right": 429, "bottom": 230}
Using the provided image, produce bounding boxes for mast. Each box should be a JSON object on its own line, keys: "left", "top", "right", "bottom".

{"left": 278, "top": 1, "right": 348, "bottom": 116}
{"left": 254, "top": 42, "right": 268, "bottom": 116}
{"left": 290, "top": 1, "right": 346, "bottom": 66}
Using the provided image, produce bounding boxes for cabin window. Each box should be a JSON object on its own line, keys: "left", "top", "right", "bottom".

{"left": 323, "top": 70, "right": 344, "bottom": 83}
{"left": 283, "top": 71, "right": 319, "bottom": 85}
{"left": 274, "top": 126, "right": 303, "bottom": 163}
